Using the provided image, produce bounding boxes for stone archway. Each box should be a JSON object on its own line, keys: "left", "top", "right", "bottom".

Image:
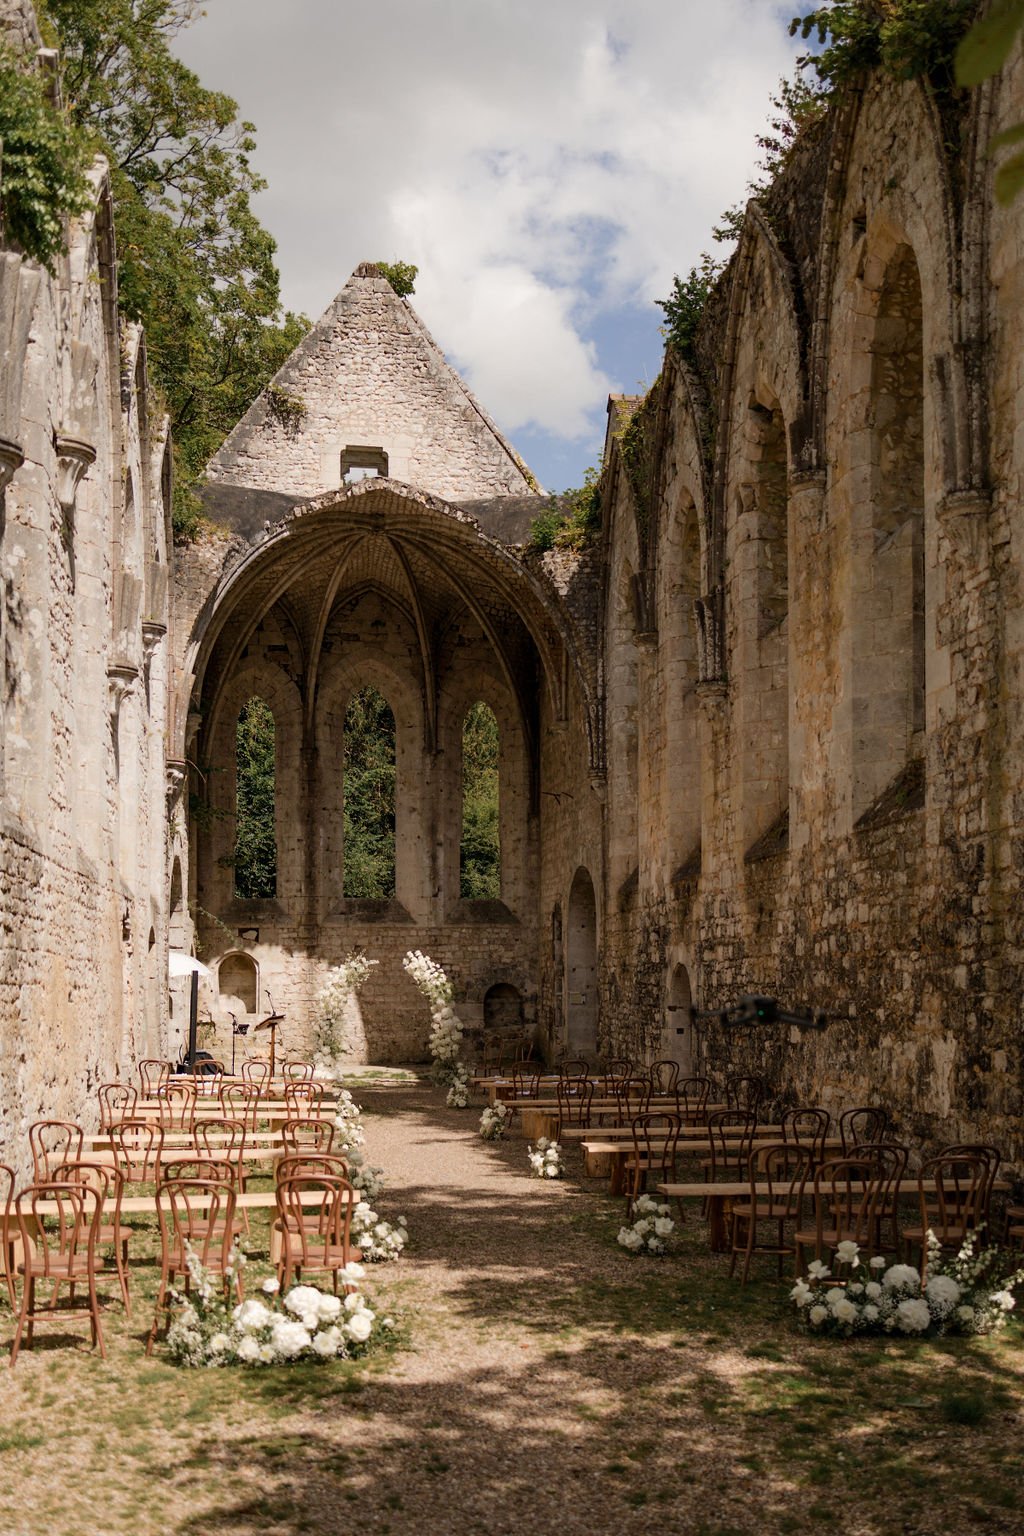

{"left": 662, "top": 961, "right": 693, "bottom": 1073}
{"left": 566, "top": 867, "right": 598, "bottom": 1056}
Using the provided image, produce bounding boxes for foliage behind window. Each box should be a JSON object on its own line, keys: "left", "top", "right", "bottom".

{"left": 343, "top": 686, "right": 396, "bottom": 898}
{"left": 460, "top": 703, "right": 500, "bottom": 900}
{"left": 234, "top": 697, "right": 276, "bottom": 899}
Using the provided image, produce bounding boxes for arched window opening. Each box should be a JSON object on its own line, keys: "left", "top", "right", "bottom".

{"left": 343, "top": 685, "right": 396, "bottom": 897}
{"left": 235, "top": 697, "right": 277, "bottom": 898}
{"left": 219, "top": 952, "right": 258, "bottom": 1014}
{"left": 741, "top": 393, "right": 790, "bottom": 855}
{"left": 460, "top": 701, "right": 500, "bottom": 899}
{"left": 854, "top": 242, "right": 926, "bottom": 818}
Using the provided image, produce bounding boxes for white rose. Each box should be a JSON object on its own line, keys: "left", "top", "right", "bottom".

{"left": 209, "top": 1332, "right": 230, "bottom": 1354}
{"left": 233, "top": 1299, "right": 274, "bottom": 1332}
{"left": 808, "top": 1305, "right": 828, "bottom": 1326}
{"left": 271, "top": 1318, "right": 313, "bottom": 1358}
{"left": 261, "top": 1278, "right": 280, "bottom": 1295}
{"left": 312, "top": 1329, "right": 340, "bottom": 1357}
{"left": 835, "top": 1240, "right": 860, "bottom": 1266}
{"left": 654, "top": 1218, "right": 674, "bottom": 1238}
{"left": 284, "top": 1285, "right": 324, "bottom": 1318}
{"left": 807, "top": 1261, "right": 830, "bottom": 1280}
{"left": 317, "top": 1294, "right": 343, "bottom": 1324}
{"left": 862, "top": 1304, "right": 880, "bottom": 1322}
{"left": 865, "top": 1282, "right": 882, "bottom": 1299}
{"left": 833, "top": 1298, "right": 858, "bottom": 1324}
{"left": 345, "top": 1311, "right": 373, "bottom": 1343}
{"left": 869, "top": 1255, "right": 887, "bottom": 1270}
{"left": 237, "top": 1336, "right": 261, "bottom": 1362}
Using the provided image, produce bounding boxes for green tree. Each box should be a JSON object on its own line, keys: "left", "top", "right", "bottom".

{"left": 343, "top": 686, "right": 396, "bottom": 898}
{"left": 956, "top": 0, "right": 1024, "bottom": 203}
{"left": 234, "top": 697, "right": 276, "bottom": 899}
{"left": 40, "top": 0, "right": 309, "bottom": 537}
{"left": 375, "top": 259, "right": 418, "bottom": 296}
{"left": 0, "top": 48, "right": 90, "bottom": 270}
{"left": 460, "top": 702, "right": 500, "bottom": 899}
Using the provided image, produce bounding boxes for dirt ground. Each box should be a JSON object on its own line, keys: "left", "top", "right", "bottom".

{"left": 0, "top": 1078, "right": 1022, "bottom": 1536}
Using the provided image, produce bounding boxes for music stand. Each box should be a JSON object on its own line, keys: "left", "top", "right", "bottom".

{"left": 229, "top": 1012, "right": 250, "bottom": 1075}
{"left": 254, "top": 989, "right": 285, "bottom": 1079}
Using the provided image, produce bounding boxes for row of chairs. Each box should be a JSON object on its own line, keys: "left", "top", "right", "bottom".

{"left": 1, "top": 1121, "right": 355, "bottom": 1363}
{"left": 134, "top": 1057, "right": 317, "bottom": 1097}
{"left": 727, "top": 1141, "right": 1007, "bottom": 1284}
{"left": 97, "top": 1078, "right": 325, "bottom": 1134}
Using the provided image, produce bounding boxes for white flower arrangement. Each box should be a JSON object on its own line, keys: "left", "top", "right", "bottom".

{"left": 479, "top": 1101, "right": 511, "bottom": 1140}
{"left": 333, "top": 1088, "right": 367, "bottom": 1152}
{"left": 527, "top": 1137, "right": 564, "bottom": 1179}
{"left": 327, "top": 1088, "right": 408, "bottom": 1236}
{"left": 311, "top": 955, "right": 379, "bottom": 1078}
{"left": 165, "top": 1247, "right": 380, "bottom": 1366}
{"left": 403, "top": 949, "right": 468, "bottom": 1104}
{"left": 792, "top": 1230, "right": 1024, "bottom": 1338}
{"left": 352, "top": 1199, "right": 408, "bottom": 1262}
{"left": 617, "top": 1193, "right": 676, "bottom": 1255}
{"left": 446, "top": 1062, "right": 470, "bottom": 1108}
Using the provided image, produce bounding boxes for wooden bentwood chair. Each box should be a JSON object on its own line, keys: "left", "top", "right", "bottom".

{"left": 10, "top": 1181, "right": 106, "bottom": 1364}
{"left": 729, "top": 1142, "right": 814, "bottom": 1284}
{"left": 274, "top": 1173, "right": 360, "bottom": 1292}
{"left": 148, "top": 1177, "right": 243, "bottom": 1356}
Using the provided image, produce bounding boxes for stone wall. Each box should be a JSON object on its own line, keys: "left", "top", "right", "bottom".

{"left": 0, "top": 33, "right": 173, "bottom": 1174}
{"left": 576, "top": 57, "right": 1024, "bottom": 1168}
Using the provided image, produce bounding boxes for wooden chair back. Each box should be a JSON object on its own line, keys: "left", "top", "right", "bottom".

{"left": 285, "top": 1082, "right": 325, "bottom": 1117}
{"left": 29, "top": 1120, "right": 84, "bottom": 1182}
{"left": 751, "top": 1141, "right": 813, "bottom": 1220}
{"left": 649, "top": 1060, "right": 680, "bottom": 1094}
{"left": 241, "top": 1059, "right": 271, "bottom": 1092}
{"left": 185, "top": 1061, "right": 224, "bottom": 1096}
{"left": 604, "top": 1057, "right": 632, "bottom": 1080}
{"left": 147, "top": 1177, "right": 242, "bottom": 1356}
{"left": 194, "top": 1117, "right": 247, "bottom": 1182}
{"left": 511, "top": 1065, "right": 541, "bottom": 1099}
{"left": 940, "top": 1143, "right": 1002, "bottom": 1227}
{"left": 556, "top": 1078, "right": 594, "bottom": 1134}
{"left": 807, "top": 1156, "right": 884, "bottom": 1250}
{"left": 139, "top": 1059, "right": 170, "bottom": 1097}
{"left": 675, "top": 1076, "right": 711, "bottom": 1122}
{"left": 780, "top": 1106, "right": 831, "bottom": 1163}
{"left": 110, "top": 1118, "right": 165, "bottom": 1184}
{"left": 281, "top": 1117, "right": 336, "bottom": 1156}
{"left": 282, "top": 1060, "right": 314, "bottom": 1085}
{"left": 275, "top": 1153, "right": 349, "bottom": 1184}
{"left": 839, "top": 1105, "right": 889, "bottom": 1154}
{"left": 725, "top": 1075, "right": 765, "bottom": 1115}
{"left": 919, "top": 1149, "right": 990, "bottom": 1247}
{"left": 613, "top": 1077, "right": 651, "bottom": 1121}
{"left": 220, "top": 1080, "right": 260, "bottom": 1131}
{"left": 98, "top": 1082, "right": 138, "bottom": 1131}
{"left": 706, "top": 1109, "right": 757, "bottom": 1179}
{"left": 159, "top": 1080, "right": 196, "bottom": 1133}
{"left": 160, "top": 1157, "right": 235, "bottom": 1185}
{"left": 630, "top": 1111, "right": 682, "bottom": 1174}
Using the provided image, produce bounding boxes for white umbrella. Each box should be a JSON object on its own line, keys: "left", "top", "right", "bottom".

{"left": 168, "top": 951, "right": 212, "bottom": 979}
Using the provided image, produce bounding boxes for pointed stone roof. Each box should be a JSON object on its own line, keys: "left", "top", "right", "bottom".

{"left": 205, "top": 264, "right": 541, "bottom": 526}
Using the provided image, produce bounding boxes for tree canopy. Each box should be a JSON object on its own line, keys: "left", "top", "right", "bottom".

{"left": 40, "top": 0, "right": 309, "bottom": 536}
{"left": 343, "top": 686, "right": 397, "bottom": 899}
{"left": 460, "top": 702, "right": 500, "bottom": 900}
{"left": 234, "top": 696, "right": 276, "bottom": 899}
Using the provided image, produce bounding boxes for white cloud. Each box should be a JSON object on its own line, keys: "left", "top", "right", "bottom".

{"left": 175, "top": 0, "right": 801, "bottom": 441}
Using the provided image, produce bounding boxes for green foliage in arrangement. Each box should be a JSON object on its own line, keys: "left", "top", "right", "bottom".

{"left": 790, "top": 0, "right": 977, "bottom": 88}
{"left": 39, "top": 0, "right": 310, "bottom": 539}
{"left": 526, "top": 462, "right": 603, "bottom": 553}
{"left": 0, "top": 48, "right": 90, "bottom": 270}
{"left": 234, "top": 697, "right": 276, "bottom": 899}
{"left": 460, "top": 703, "right": 500, "bottom": 900}
{"left": 343, "top": 686, "right": 397, "bottom": 899}
{"left": 375, "top": 259, "right": 418, "bottom": 296}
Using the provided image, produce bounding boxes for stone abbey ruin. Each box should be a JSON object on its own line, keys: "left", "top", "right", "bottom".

{"left": 2, "top": 0, "right": 1024, "bottom": 1171}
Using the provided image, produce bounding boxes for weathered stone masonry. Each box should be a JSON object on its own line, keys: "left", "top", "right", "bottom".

{"left": 5, "top": 0, "right": 1024, "bottom": 1181}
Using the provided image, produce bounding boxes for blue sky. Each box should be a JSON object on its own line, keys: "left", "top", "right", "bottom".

{"left": 175, "top": 1, "right": 809, "bottom": 494}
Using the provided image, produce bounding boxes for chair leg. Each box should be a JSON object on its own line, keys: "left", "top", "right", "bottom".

{"left": 9, "top": 1273, "right": 32, "bottom": 1366}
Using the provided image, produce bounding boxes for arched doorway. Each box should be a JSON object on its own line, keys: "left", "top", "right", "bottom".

{"left": 483, "top": 983, "right": 522, "bottom": 1031}
{"left": 566, "top": 867, "right": 598, "bottom": 1056}
{"left": 662, "top": 962, "right": 693, "bottom": 1073}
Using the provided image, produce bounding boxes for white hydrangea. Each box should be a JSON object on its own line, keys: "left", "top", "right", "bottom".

{"left": 896, "top": 1298, "right": 932, "bottom": 1333}
{"left": 883, "top": 1264, "right": 922, "bottom": 1292}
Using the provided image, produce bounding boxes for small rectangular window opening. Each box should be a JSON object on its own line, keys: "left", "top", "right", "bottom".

{"left": 342, "top": 445, "right": 388, "bottom": 483}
